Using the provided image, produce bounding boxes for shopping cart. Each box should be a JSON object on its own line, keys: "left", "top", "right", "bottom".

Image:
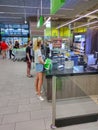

{"left": 13, "top": 48, "right": 26, "bottom": 61}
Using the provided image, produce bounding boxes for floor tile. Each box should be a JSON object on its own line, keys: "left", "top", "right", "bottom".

{"left": 0, "top": 115, "right": 3, "bottom": 124}
{"left": 0, "top": 124, "right": 15, "bottom": 130}
{"left": 8, "top": 98, "right": 30, "bottom": 106}
{"left": 15, "top": 120, "right": 45, "bottom": 130}
{"left": 0, "top": 106, "right": 18, "bottom": 115}
{"left": 18, "top": 103, "right": 41, "bottom": 112}
{"left": 2, "top": 112, "right": 30, "bottom": 124}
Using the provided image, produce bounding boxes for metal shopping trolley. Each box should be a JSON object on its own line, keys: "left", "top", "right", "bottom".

{"left": 13, "top": 48, "right": 26, "bottom": 61}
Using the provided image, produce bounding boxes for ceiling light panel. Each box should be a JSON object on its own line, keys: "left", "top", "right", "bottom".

{"left": 72, "top": 20, "right": 98, "bottom": 29}
{"left": 56, "top": 9, "right": 98, "bottom": 29}
{"left": 0, "top": 0, "right": 98, "bottom": 24}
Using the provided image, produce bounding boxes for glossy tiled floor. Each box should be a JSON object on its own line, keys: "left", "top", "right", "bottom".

{"left": 0, "top": 56, "right": 98, "bottom": 130}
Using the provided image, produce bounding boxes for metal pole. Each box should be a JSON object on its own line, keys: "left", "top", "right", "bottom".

{"left": 41, "top": 0, "right": 42, "bottom": 16}
{"left": 58, "top": 29, "right": 60, "bottom": 38}
{"left": 23, "top": 0, "right": 27, "bottom": 24}
{"left": 51, "top": 76, "right": 56, "bottom": 128}
{"left": 37, "top": 9, "right": 39, "bottom": 21}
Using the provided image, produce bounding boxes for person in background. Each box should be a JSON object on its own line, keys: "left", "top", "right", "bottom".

{"left": 26, "top": 40, "right": 33, "bottom": 78}
{"left": 41, "top": 41, "right": 45, "bottom": 56}
{"left": 0, "top": 41, "right": 1, "bottom": 54}
{"left": 1, "top": 40, "right": 8, "bottom": 59}
{"left": 8, "top": 41, "right": 15, "bottom": 59}
{"left": 30, "top": 42, "right": 34, "bottom": 62}
{"left": 34, "top": 38, "right": 45, "bottom": 101}
{"left": 49, "top": 42, "right": 53, "bottom": 57}
{"left": 45, "top": 42, "right": 50, "bottom": 58}
{"left": 14, "top": 41, "right": 20, "bottom": 49}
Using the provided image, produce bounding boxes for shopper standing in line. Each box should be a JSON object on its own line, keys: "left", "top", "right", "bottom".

{"left": 14, "top": 41, "right": 20, "bottom": 49}
{"left": 45, "top": 42, "right": 50, "bottom": 58}
{"left": 8, "top": 41, "right": 15, "bottom": 59}
{"left": 34, "top": 38, "right": 45, "bottom": 101}
{"left": 26, "top": 40, "right": 33, "bottom": 78}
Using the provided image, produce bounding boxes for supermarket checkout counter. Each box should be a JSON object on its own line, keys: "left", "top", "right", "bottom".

{"left": 43, "top": 65, "right": 98, "bottom": 101}
{"left": 43, "top": 66, "right": 98, "bottom": 128}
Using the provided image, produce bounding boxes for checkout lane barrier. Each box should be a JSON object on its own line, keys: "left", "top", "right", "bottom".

{"left": 51, "top": 74, "right": 98, "bottom": 129}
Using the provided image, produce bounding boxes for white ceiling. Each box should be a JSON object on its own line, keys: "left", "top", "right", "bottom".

{"left": 0, "top": 0, "right": 98, "bottom": 28}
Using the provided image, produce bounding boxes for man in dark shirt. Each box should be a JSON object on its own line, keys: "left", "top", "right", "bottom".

{"left": 26, "top": 40, "right": 32, "bottom": 77}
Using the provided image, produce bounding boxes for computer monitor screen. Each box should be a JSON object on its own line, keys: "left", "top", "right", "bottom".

{"left": 74, "top": 34, "right": 86, "bottom": 43}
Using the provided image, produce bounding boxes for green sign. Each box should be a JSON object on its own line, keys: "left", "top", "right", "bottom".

{"left": 50, "top": 0, "right": 65, "bottom": 14}
{"left": 37, "top": 16, "right": 44, "bottom": 28}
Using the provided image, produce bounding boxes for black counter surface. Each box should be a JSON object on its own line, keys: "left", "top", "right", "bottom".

{"left": 45, "top": 66, "right": 98, "bottom": 78}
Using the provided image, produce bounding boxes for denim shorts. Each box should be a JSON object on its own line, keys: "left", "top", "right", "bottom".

{"left": 35, "top": 63, "right": 44, "bottom": 72}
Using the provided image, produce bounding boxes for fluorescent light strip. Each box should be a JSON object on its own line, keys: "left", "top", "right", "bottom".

{"left": 0, "top": 11, "right": 67, "bottom": 18}
{"left": 44, "top": 13, "right": 68, "bottom": 17}
{"left": 0, "top": 5, "right": 48, "bottom": 9}
{"left": 0, "top": 11, "right": 33, "bottom": 15}
{"left": 0, "top": 12, "right": 69, "bottom": 18}
{"left": 0, "top": 12, "right": 5, "bottom": 14}
{"left": 71, "top": 20, "right": 98, "bottom": 29}
{"left": 0, "top": 4, "right": 74, "bottom": 11}
{"left": 44, "top": 17, "right": 51, "bottom": 25}
{"left": 59, "top": 8, "right": 74, "bottom": 11}
{"left": 0, "top": 17, "right": 22, "bottom": 19}
{"left": 90, "top": 26, "right": 98, "bottom": 28}
{"left": 56, "top": 9, "right": 98, "bottom": 29}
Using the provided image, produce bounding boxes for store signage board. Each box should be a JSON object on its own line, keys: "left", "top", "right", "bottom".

{"left": 37, "top": 16, "right": 44, "bottom": 28}
{"left": 50, "top": 0, "right": 65, "bottom": 14}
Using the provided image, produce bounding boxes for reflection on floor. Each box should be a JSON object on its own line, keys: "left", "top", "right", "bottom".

{"left": 90, "top": 95, "right": 98, "bottom": 104}
{"left": 56, "top": 97, "right": 98, "bottom": 119}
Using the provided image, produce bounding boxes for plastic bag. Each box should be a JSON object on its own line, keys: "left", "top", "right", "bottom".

{"left": 44, "top": 58, "right": 52, "bottom": 70}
